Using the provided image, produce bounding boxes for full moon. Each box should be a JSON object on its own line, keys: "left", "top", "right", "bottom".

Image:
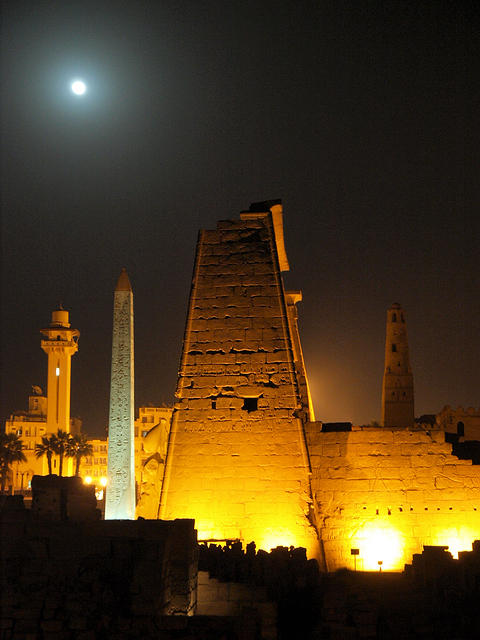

{"left": 71, "top": 80, "right": 87, "bottom": 96}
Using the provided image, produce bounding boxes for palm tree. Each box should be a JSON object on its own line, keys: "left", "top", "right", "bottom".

{"left": 35, "top": 435, "right": 56, "bottom": 474}
{"left": 0, "top": 432, "right": 26, "bottom": 492}
{"left": 52, "top": 430, "right": 70, "bottom": 476}
{"left": 66, "top": 433, "right": 93, "bottom": 476}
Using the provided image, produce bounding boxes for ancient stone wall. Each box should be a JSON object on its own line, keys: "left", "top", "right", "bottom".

{"left": 160, "top": 206, "right": 318, "bottom": 556}
{"left": 307, "top": 424, "right": 480, "bottom": 571}
{"left": 197, "top": 571, "right": 277, "bottom": 638}
{"left": 0, "top": 501, "right": 198, "bottom": 638}
{"left": 437, "top": 405, "right": 480, "bottom": 441}
{"left": 31, "top": 474, "right": 98, "bottom": 521}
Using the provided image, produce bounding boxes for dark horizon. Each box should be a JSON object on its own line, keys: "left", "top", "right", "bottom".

{"left": 2, "top": 1, "right": 479, "bottom": 438}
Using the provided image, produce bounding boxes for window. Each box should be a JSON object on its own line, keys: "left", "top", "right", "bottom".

{"left": 392, "top": 344, "right": 397, "bottom": 352}
{"left": 457, "top": 422, "right": 465, "bottom": 437}
{"left": 211, "top": 399, "right": 216, "bottom": 409}
{"left": 242, "top": 397, "right": 258, "bottom": 412}
{"left": 392, "top": 313, "right": 397, "bottom": 322}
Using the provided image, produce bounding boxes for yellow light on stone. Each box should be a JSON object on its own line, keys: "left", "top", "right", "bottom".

{"left": 257, "top": 527, "right": 299, "bottom": 553}
{"left": 434, "top": 526, "right": 476, "bottom": 558}
{"left": 352, "top": 520, "right": 405, "bottom": 571}
{"left": 100, "top": 476, "right": 108, "bottom": 487}
{"left": 84, "top": 476, "right": 92, "bottom": 485}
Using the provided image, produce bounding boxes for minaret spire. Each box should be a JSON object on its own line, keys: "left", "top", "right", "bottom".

{"left": 105, "top": 269, "right": 135, "bottom": 519}
{"left": 381, "top": 303, "right": 414, "bottom": 427}
{"left": 40, "top": 307, "right": 79, "bottom": 434}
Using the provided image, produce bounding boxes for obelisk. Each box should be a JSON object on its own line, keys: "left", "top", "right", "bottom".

{"left": 105, "top": 268, "right": 135, "bottom": 519}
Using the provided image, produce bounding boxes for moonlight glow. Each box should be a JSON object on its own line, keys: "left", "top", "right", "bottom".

{"left": 71, "top": 80, "right": 87, "bottom": 96}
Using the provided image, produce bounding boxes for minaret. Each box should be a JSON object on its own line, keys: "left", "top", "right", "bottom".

{"left": 381, "top": 303, "right": 414, "bottom": 427}
{"left": 105, "top": 269, "right": 135, "bottom": 520}
{"left": 40, "top": 307, "right": 80, "bottom": 434}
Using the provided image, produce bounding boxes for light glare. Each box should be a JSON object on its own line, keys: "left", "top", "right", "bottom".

{"left": 434, "top": 527, "right": 476, "bottom": 558}
{"left": 352, "top": 521, "right": 405, "bottom": 571}
{"left": 71, "top": 80, "right": 87, "bottom": 96}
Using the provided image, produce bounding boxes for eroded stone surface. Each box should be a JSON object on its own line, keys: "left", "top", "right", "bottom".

{"left": 307, "top": 424, "right": 480, "bottom": 570}
{"left": 160, "top": 205, "right": 318, "bottom": 556}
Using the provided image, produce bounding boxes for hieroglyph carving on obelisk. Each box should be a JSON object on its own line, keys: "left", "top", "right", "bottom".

{"left": 105, "top": 269, "right": 135, "bottom": 519}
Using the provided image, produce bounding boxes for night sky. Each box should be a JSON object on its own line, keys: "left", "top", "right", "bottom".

{"left": 2, "top": 1, "right": 479, "bottom": 438}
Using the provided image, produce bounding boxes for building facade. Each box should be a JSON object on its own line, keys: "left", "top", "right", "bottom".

{"left": 158, "top": 201, "right": 480, "bottom": 570}
{"left": 3, "top": 202, "right": 480, "bottom": 572}
{"left": 159, "top": 201, "right": 319, "bottom": 556}
{"left": 6, "top": 403, "right": 172, "bottom": 512}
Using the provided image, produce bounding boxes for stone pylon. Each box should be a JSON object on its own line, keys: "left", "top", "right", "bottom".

{"left": 381, "top": 303, "right": 414, "bottom": 427}
{"left": 159, "top": 201, "right": 319, "bottom": 557}
{"left": 105, "top": 269, "right": 135, "bottom": 520}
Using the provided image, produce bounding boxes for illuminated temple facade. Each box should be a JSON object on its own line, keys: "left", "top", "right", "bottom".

{"left": 159, "top": 201, "right": 319, "bottom": 556}
{"left": 4, "top": 201, "right": 480, "bottom": 571}
{"left": 158, "top": 200, "right": 480, "bottom": 570}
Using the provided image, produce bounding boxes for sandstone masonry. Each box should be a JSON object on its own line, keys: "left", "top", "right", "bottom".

{"left": 159, "top": 201, "right": 318, "bottom": 556}
{"left": 307, "top": 424, "right": 480, "bottom": 570}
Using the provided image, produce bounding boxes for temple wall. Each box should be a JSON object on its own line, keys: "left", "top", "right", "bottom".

{"left": 436, "top": 405, "right": 480, "bottom": 441}
{"left": 307, "top": 424, "right": 480, "bottom": 571}
{"left": 160, "top": 212, "right": 318, "bottom": 556}
{"left": 1, "top": 501, "right": 198, "bottom": 636}
{"left": 197, "top": 571, "right": 277, "bottom": 638}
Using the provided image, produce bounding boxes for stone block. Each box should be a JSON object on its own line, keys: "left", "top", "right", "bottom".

{"left": 348, "top": 429, "right": 394, "bottom": 444}
{"left": 401, "top": 443, "right": 428, "bottom": 456}
{"left": 392, "top": 430, "right": 432, "bottom": 444}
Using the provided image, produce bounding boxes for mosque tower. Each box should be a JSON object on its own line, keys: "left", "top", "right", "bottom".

{"left": 40, "top": 307, "right": 80, "bottom": 434}
{"left": 105, "top": 269, "right": 135, "bottom": 520}
{"left": 381, "top": 303, "right": 414, "bottom": 427}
